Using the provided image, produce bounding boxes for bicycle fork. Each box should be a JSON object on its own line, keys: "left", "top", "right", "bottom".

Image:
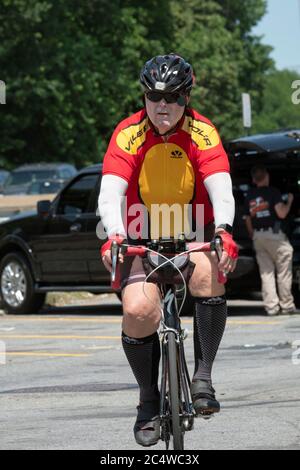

{"left": 159, "top": 323, "right": 195, "bottom": 448}
{"left": 178, "top": 338, "right": 194, "bottom": 432}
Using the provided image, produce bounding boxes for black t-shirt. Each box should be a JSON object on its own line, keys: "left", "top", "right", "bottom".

{"left": 244, "top": 186, "right": 282, "bottom": 230}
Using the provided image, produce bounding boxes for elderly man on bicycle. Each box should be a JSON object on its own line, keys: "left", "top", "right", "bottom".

{"left": 98, "top": 54, "right": 239, "bottom": 447}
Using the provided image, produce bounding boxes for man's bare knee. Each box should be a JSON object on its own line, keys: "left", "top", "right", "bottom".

{"left": 123, "top": 297, "right": 159, "bottom": 322}
{"left": 122, "top": 305, "right": 161, "bottom": 338}
{"left": 121, "top": 283, "right": 161, "bottom": 336}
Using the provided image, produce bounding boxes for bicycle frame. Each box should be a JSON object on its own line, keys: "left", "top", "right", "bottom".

{"left": 159, "top": 282, "right": 194, "bottom": 450}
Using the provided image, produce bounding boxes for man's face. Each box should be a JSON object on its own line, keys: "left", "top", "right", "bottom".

{"left": 145, "top": 93, "right": 188, "bottom": 134}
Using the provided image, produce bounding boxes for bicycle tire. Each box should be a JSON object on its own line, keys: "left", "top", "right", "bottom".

{"left": 167, "top": 332, "right": 184, "bottom": 450}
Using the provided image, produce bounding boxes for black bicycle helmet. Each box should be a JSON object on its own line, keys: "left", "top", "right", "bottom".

{"left": 140, "top": 53, "right": 194, "bottom": 94}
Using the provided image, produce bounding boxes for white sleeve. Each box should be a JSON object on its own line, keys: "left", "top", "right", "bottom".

{"left": 203, "top": 172, "right": 235, "bottom": 227}
{"left": 98, "top": 174, "right": 128, "bottom": 237}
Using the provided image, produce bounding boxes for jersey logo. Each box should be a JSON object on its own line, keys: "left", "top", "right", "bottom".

{"left": 116, "top": 118, "right": 148, "bottom": 154}
{"left": 170, "top": 150, "right": 183, "bottom": 158}
{"left": 182, "top": 116, "right": 220, "bottom": 149}
{"left": 188, "top": 122, "right": 212, "bottom": 146}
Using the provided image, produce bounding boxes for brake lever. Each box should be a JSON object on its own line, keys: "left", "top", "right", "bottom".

{"left": 213, "top": 235, "right": 223, "bottom": 262}
{"left": 111, "top": 240, "right": 119, "bottom": 283}
{"left": 212, "top": 235, "right": 227, "bottom": 284}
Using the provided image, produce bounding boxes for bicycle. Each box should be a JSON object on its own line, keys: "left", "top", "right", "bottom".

{"left": 110, "top": 235, "right": 225, "bottom": 450}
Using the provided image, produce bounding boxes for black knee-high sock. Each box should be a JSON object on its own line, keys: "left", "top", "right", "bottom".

{"left": 193, "top": 295, "right": 227, "bottom": 383}
{"left": 122, "top": 331, "right": 161, "bottom": 403}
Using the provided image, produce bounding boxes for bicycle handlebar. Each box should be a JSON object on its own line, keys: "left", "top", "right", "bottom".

{"left": 110, "top": 236, "right": 227, "bottom": 289}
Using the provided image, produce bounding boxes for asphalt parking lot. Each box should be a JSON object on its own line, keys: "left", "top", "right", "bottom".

{"left": 0, "top": 296, "right": 300, "bottom": 450}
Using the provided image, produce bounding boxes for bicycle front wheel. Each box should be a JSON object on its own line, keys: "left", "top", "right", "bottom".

{"left": 167, "top": 332, "right": 184, "bottom": 450}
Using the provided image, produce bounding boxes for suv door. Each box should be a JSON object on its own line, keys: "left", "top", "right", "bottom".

{"left": 32, "top": 173, "right": 100, "bottom": 283}
{"left": 84, "top": 175, "right": 110, "bottom": 283}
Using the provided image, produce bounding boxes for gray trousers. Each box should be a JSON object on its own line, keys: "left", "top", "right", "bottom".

{"left": 253, "top": 230, "right": 295, "bottom": 314}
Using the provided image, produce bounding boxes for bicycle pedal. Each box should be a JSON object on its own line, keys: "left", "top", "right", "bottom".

{"left": 196, "top": 410, "right": 215, "bottom": 420}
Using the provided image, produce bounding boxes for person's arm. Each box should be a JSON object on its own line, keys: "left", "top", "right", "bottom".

{"left": 193, "top": 118, "right": 234, "bottom": 228}
{"left": 203, "top": 172, "right": 235, "bottom": 228}
{"left": 194, "top": 121, "right": 238, "bottom": 271}
{"left": 274, "top": 193, "right": 294, "bottom": 219}
{"left": 204, "top": 172, "right": 238, "bottom": 272}
{"left": 244, "top": 215, "right": 254, "bottom": 239}
{"left": 99, "top": 114, "right": 144, "bottom": 236}
{"left": 98, "top": 174, "right": 128, "bottom": 237}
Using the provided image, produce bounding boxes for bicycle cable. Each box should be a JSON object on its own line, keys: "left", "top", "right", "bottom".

{"left": 140, "top": 244, "right": 215, "bottom": 317}
{"left": 121, "top": 243, "right": 213, "bottom": 318}
{"left": 121, "top": 244, "right": 187, "bottom": 318}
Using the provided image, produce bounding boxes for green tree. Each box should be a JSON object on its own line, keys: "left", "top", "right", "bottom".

{"left": 215, "top": 0, "right": 267, "bottom": 34}
{"left": 252, "top": 69, "right": 300, "bottom": 132}
{"left": 0, "top": 0, "right": 172, "bottom": 167}
{"left": 0, "top": 0, "right": 275, "bottom": 168}
{"left": 169, "top": 0, "right": 273, "bottom": 139}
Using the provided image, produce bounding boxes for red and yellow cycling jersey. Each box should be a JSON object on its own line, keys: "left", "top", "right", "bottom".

{"left": 102, "top": 107, "right": 230, "bottom": 239}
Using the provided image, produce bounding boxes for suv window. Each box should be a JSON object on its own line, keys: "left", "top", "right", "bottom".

{"left": 60, "top": 169, "right": 73, "bottom": 179}
{"left": 57, "top": 174, "right": 98, "bottom": 216}
{"left": 93, "top": 175, "right": 102, "bottom": 213}
{"left": 5, "top": 170, "right": 57, "bottom": 186}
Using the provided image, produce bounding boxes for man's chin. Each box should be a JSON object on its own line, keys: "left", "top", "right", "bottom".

{"left": 156, "top": 120, "right": 172, "bottom": 132}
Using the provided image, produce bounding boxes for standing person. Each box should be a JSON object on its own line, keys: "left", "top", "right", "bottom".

{"left": 244, "top": 164, "right": 298, "bottom": 316}
{"left": 98, "top": 54, "right": 238, "bottom": 447}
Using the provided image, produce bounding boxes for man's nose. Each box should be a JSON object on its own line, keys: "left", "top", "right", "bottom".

{"left": 158, "top": 98, "right": 167, "bottom": 107}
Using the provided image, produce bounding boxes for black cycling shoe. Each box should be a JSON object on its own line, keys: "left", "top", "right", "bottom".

{"left": 191, "top": 379, "right": 220, "bottom": 416}
{"left": 134, "top": 400, "right": 160, "bottom": 447}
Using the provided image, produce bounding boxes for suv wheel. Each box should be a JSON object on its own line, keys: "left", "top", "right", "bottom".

{"left": 0, "top": 253, "right": 45, "bottom": 314}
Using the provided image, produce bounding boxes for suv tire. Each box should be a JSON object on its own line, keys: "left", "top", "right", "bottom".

{"left": 0, "top": 252, "right": 45, "bottom": 314}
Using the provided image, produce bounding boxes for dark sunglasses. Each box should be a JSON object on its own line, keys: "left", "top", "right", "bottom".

{"left": 145, "top": 91, "right": 186, "bottom": 106}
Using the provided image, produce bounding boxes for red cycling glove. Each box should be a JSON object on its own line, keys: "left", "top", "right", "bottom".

{"left": 217, "top": 231, "right": 239, "bottom": 259}
{"left": 100, "top": 234, "right": 125, "bottom": 258}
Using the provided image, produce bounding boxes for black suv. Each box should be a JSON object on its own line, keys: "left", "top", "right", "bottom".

{"left": 0, "top": 131, "right": 299, "bottom": 315}
{"left": 226, "top": 129, "right": 300, "bottom": 306}
{"left": 0, "top": 165, "right": 106, "bottom": 314}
